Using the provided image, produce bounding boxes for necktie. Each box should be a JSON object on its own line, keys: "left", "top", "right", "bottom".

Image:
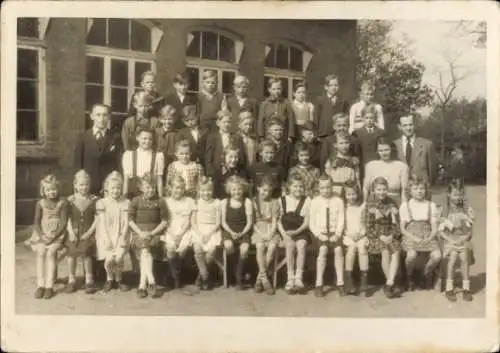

{"left": 96, "top": 131, "right": 102, "bottom": 140}
{"left": 406, "top": 138, "right": 412, "bottom": 166}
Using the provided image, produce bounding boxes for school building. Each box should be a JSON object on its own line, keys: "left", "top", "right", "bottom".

{"left": 15, "top": 17, "right": 357, "bottom": 224}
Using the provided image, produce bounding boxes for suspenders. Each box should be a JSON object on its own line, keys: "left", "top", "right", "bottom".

{"left": 132, "top": 149, "right": 157, "bottom": 177}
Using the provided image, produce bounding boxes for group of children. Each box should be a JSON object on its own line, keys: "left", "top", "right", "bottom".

{"left": 26, "top": 70, "right": 476, "bottom": 304}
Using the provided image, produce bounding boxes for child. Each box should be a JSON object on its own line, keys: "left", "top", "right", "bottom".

{"left": 27, "top": 175, "right": 68, "bottom": 299}
{"left": 252, "top": 176, "right": 280, "bottom": 295}
{"left": 128, "top": 71, "right": 165, "bottom": 120}
{"left": 191, "top": 177, "right": 222, "bottom": 290}
{"left": 309, "top": 175, "right": 345, "bottom": 298}
{"left": 155, "top": 104, "right": 178, "bottom": 170}
{"left": 237, "top": 111, "right": 258, "bottom": 169}
{"left": 128, "top": 173, "right": 168, "bottom": 298}
{"left": 176, "top": 105, "right": 208, "bottom": 166}
{"left": 349, "top": 82, "right": 384, "bottom": 134}
{"left": 227, "top": 75, "right": 259, "bottom": 133}
{"left": 288, "top": 142, "right": 321, "bottom": 197}
{"left": 205, "top": 109, "right": 247, "bottom": 178}
{"left": 163, "top": 176, "right": 196, "bottom": 289}
{"left": 213, "top": 145, "right": 249, "bottom": 199}
{"left": 164, "top": 72, "right": 198, "bottom": 130}
{"left": 324, "top": 132, "right": 361, "bottom": 197}
{"left": 278, "top": 173, "right": 311, "bottom": 294}
{"left": 122, "top": 90, "right": 160, "bottom": 151}
{"left": 290, "top": 121, "right": 321, "bottom": 169}
{"left": 319, "top": 113, "right": 358, "bottom": 171}
{"left": 122, "top": 126, "right": 164, "bottom": 199}
{"left": 198, "top": 70, "right": 225, "bottom": 132}
{"left": 400, "top": 175, "right": 442, "bottom": 291}
{"left": 439, "top": 178, "right": 475, "bottom": 302}
{"left": 221, "top": 176, "right": 254, "bottom": 290}
{"left": 365, "top": 177, "right": 401, "bottom": 299}
{"left": 343, "top": 183, "right": 369, "bottom": 296}
{"left": 95, "top": 171, "right": 130, "bottom": 292}
{"left": 258, "top": 78, "right": 295, "bottom": 141}
{"left": 291, "top": 81, "right": 315, "bottom": 130}
{"left": 351, "top": 104, "right": 385, "bottom": 168}
{"left": 250, "top": 140, "right": 287, "bottom": 199}
{"left": 266, "top": 117, "right": 293, "bottom": 171}
{"left": 64, "top": 170, "right": 98, "bottom": 294}
{"left": 314, "top": 74, "right": 349, "bottom": 139}
{"left": 165, "top": 140, "right": 204, "bottom": 199}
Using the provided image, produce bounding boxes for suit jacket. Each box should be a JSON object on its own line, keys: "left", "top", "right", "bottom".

{"left": 128, "top": 90, "right": 164, "bottom": 118}
{"left": 238, "top": 133, "right": 258, "bottom": 169}
{"left": 272, "top": 139, "right": 293, "bottom": 175}
{"left": 204, "top": 132, "right": 247, "bottom": 178}
{"left": 351, "top": 126, "right": 385, "bottom": 167}
{"left": 257, "top": 97, "right": 296, "bottom": 140}
{"left": 394, "top": 136, "right": 437, "bottom": 184}
{"left": 176, "top": 127, "right": 209, "bottom": 166}
{"left": 226, "top": 95, "right": 259, "bottom": 133}
{"left": 155, "top": 128, "right": 178, "bottom": 171}
{"left": 319, "top": 133, "right": 361, "bottom": 172}
{"left": 164, "top": 91, "right": 198, "bottom": 130}
{"left": 314, "top": 93, "right": 349, "bottom": 137}
{"left": 74, "top": 129, "right": 122, "bottom": 195}
{"left": 198, "top": 91, "right": 224, "bottom": 132}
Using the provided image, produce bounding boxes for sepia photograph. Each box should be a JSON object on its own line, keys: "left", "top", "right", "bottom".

{"left": 2, "top": 1, "right": 499, "bottom": 352}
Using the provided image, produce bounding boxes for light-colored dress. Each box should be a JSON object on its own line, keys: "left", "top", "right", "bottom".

{"left": 440, "top": 205, "right": 474, "bottom": 257}
{"left": 95, "top": 197, "right": 130, "bottom": 261}
{"left": 363, "top": 159, "right": 409, "bottom": 205}
{"left": 163, "top": 196, "right": 195, "bottom": 252}
{"left": 192, "top": 199, "right": 221, "bottom": 252}
{"left": 252, "top": 198, "right": 280, "bottom": 245}
{"left": 343, "top": 203, "right": 368, "bottom": 247}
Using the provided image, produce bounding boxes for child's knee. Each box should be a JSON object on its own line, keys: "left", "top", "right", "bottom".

{"left": 318, "top": 245, "right": 328, "bottom": 258}
{"left": 239, "top": 243, "right": 250, "bottom": 257}
{"left": 334, "top": 246, "right": 343, "bottom": 257}
{"left": 223, "top": 239, "right": 234, "bottom": 253}
{"left": 255, "top": 243, "right": 265, "bottom": 253}
{"left": 406, "top": 250, "right": 417, "bottom": 261}
{"left": 296, "top": 240, "right": 307, "bottom": 251}
{"left": 430, "top": 250, "right": 442, "bottom": 262}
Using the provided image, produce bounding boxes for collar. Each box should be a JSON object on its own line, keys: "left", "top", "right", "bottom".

{"left": 327, "top": 93, "right": 337, "bottom": 100}
{"left": 92, "top": 127, "right": 107, "bottom": 136}
{"left": 403, "top": 135, "right": 415, "bottom": 145}
{"left": 267, "top": 96, "right": 281, "bottom": 103}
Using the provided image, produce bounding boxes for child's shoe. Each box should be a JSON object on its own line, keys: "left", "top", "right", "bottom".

{"left": 345, "top": 275, "right": 356, "bottom": 295}
{"left": 34, "top": 287, "right": 45, "bottom": 299}
{"left": 462, "top": 290, "right": 473, "bottom": 302}
{"left": 118, "top": 282, "right": 130, "bottom": 292}
{"left": 314, "top": 286, "right": 325, "bottom": 298}
{"left": 149, "top": 284, "right": 161, "bottom": 298}
{"left": 359, "top": 272, "right": 368, "bottom": 296}
{"left": 137, "top": 288, "right": 147, "bottom": 299}
{"left": 261, "top": 276, "right": 274, "bottom": 295}
{"left": 254, "top": 278, "right": 264, "bottom": 293}
{"left": 103, "top": 280, "right": 114, "bottom": 292}
{"left": 383, "top": 285, "right": 394, "bottom": 299}
{"left": 423, "top": 273, "right": 434, "bottom": 290}
{"left": 285, "top": 279, "right": 295, "bottom": 295}
{"left": 65, "top": 282, "right": 77, "bottom": 294}
{"left": 445, "top": 290, "right": 457, "bottom": 302}
{"left": 337, "top": 285, "right": 346, "bottom": 297}
{"left": 43, "top": 288, "right": 54, "bottom": 299}
{"left": 85, "top": 282, "right": 98, "bottom": 294}
{"left": 195, "top": 275, "right": 202, "bottom": 288}
{"left": 294, "top": 278, "right": 306, "bottom": 294}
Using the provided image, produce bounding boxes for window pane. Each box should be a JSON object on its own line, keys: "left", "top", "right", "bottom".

{"left": 111, "top": 59, "right": 129, "bottom": 86}
{"left": 111, "top": 87, "right": 129, "bottom": 114}
{"left": 219, "top": 35, "right": 235, "bottom": 63}
{"left": 18, "top": 48, "right": 38, "bottom": 79}
{"left": 134, "top": 61, "right": 152, "bottom": 87}
{"left": 186, "top": 67, "right": 199, "bottom": 92}
{"left": 108, "top": 19, "right": 130, "bottom": 50}
{"left": 17, "top": 80, "right": 37, "bottom": 110}
{"left": 276, "top": 44, "right": 289, "bottom": 70}
{"left": 17, "top": 18, "right": 39, "bottom": 38}
{"left": 17, "top": 110, "right": 38, "bottom": 141}
{"left": 222, "top": 71, "right": 235, "bottom": 94}
{"left": 186, "top": 31, "right": 201, "bottom": 58}
{"left": 290, "top": 47, "right": 303, "bottom": 72}
{"left": 201, "top": 32, "right": 218, "bottom": 60}
{"left": 265, "top": 44, "right": 276, "bottom": 68}
{"left": 85, "top": 85, "right": 104, "bottom": 111}
{"left": 87, "top": 18, "right": 107, "bottom": 46}
{"left": 86, "top": 56, "right": 104, "bottom": 84}
{"left": 131, "top": 20, "right": 151, "bottom": 52}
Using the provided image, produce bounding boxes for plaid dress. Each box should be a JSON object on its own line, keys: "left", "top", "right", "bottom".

{"left": 440, "top": 205, "right": 474, "bottom": 263}
{"left": 400, "top": 200, "right": 440, "bottom": 252}
{"left": 365, "top": 197, "right": 401, "bottom": 254}
{"left": 325, "top": 155, "right": 359, "bottom": 196}
{"left": 165, "top": 161, "right": 204, "bottom": 198}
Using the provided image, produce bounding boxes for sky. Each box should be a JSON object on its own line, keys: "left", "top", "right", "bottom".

{"left": 391, "top": 21, "right": 486, "bottom": 101}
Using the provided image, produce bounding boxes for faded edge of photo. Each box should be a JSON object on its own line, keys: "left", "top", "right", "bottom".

{"left": 1, "top": 1, "right": 499, "bottom": 352}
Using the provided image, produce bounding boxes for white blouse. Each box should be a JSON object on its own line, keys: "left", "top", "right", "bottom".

{"left": 345, "top": 204, "right": 366, "bottom": 237}
{"left": 122, "top": 149, "right": 165, "bottom": 177}
{"left": 399, "top": 199, "right": 439, "bottom": 224}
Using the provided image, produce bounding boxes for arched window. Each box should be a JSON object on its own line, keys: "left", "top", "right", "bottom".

{"left": 264, "top": 42, "right": 313, "bottom": 100}
{"left": 185, "top": 29, "right": 244, "bottom": 95}
{"left": 85, "top": 19, "right": 163, "bottom": 123}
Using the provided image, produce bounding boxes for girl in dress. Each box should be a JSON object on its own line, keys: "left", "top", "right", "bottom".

{"left": 65, "top": 170, "right": 98, "bottom": 294}
{"left": 213, "top": 145, "right": 249, "bottom": 200}
{"left": 191, "top": 177, "right": 222, "bottom": 290}
{"left": 400, "top": 175, "right": 442, "bottom": 291}
{"left": 27, "top": 174, "right": 68, "bottom": 299}
{"left": 343, "top": 183, "right": 369, "bottom": 296}
{"left": 278, "top": 173, "right": 311, "bottom": 294}
{"left": 128, "top": 173, "right": 168, "bottom": 298}
{"left": 291, "top": 81, "right": 315, "bottom": 132}
{"left": 252, "top": 176, "right": 280, "bottom": 295}
{"left": 95, "top": 171, "right": 131, "bottom": 293}
{"left": 439, "top": 178, "right": 475, "bottom": 302}
{"left": 365, "top": 177, "right": 401, "bottom": 299}
{"left": 221, "top": 176, "right": 254, "bottom": 290}
{"left": 165, "top": 140, "right": 204, "bottom": 199}
{"left": 198, "top": 69, "right": 225, "bottom": 132}
{"left": 288, "top": 142, "right": 321, "bottom": 197}
{"left": 163, "top": 176, "right": 195, "bottom": 289}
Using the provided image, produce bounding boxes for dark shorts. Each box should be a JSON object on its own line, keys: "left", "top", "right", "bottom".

{"left": 222, "top": 230, "right": 251, "bottom": 245}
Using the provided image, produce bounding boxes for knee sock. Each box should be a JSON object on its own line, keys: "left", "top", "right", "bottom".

{"left": 315, "top": 254, "right": 326, "bottom": 287}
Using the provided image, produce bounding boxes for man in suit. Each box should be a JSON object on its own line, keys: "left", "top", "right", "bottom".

{"left": 226, "top": 75, "right": 259, "bottom": 133}
{"left": 314, "top": 74, "right": 349, "bottom": 139}
{"left": 164, "top": 72, "right": 198, "bottom": 130}
{"left": 394, "top": 114, "right": 437, "bottom": 184}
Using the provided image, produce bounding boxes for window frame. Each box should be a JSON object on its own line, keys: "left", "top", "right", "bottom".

{"left": 185, "top": 61, "right": 238, "bottom": 95}
{"left": 263, "top": 70, "right": 306, "bottom": 101}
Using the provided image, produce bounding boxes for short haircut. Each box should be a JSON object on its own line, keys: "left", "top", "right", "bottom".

{"left": 132, "top": 90, "right": 154, "bottom": 105}
{"left": 182, "top": 104, "right": 198, "bottom": 119}
{"left": 139, "top": 172, "right": 157, "bottom": 190}
{"left": 234, "top": 75, "right": 249, "bottom": 86}
{"left": 398, "top": 114, "right": 415, "bottom": 124}
{"left": 333, "top": 112, "right": 349, "bottom": 124}
{"left": 361, "top": 81, "right": 374, "bottom": 92}
{"left": 39, "top": 174, "right": 60, "bottom": 197}
{"left": 267, "top": 77, "right": 282, "bottom": 89}
{"left": 160, "top": 104, "right": 177, "bottom": 118}
{"left": 324, "top": 74, "right": 339, "bottom": 85}
{"left": 141, "top": 70, "right": 156, "bottom": 82}
{"left": 375, "top": 136, "right": 397, "bottom": 160}
{"left": 294, "top": 141, "right": 311, "bottom": 158}
{"left": 202, "top": 69, "right": 217, "bottom": 80}
{"left": 175, "top": 139, "right": 191, "bottom": 153}
{"left": 335, "top": 132, "right": 351, "bottom": 143}
{"left": 91, "top": 103, "right": 111, "bottom": 114}
{"left": 224, "top": 175, "right": 249, "bottom": 195}
{"left": 238, "top": 110, "right": 254, "bottom": 122}
{"left": 300, "top": 120, "right": 316, "bottom": 132}
{"left": 259, "top": 139, "right": 277, "bottom": 153}
{"left": 266, "top": 116, "right": 284, "bottom": 129}
{"left": 217, "top": 109, "right": 232, "bottom": 120}
{"left": 173, "top": 72, "right": 189, "bottom": 84}
{"left": 135, "top": 125, "right": 154, "bottom": 137}
{"left": 73, "top": 169, "right": 91, "bottom": 186}
{"left": 293, "top": 80, "right": 307, "bottom": 93}
{"left": 361, "top": 103, "right": 378, "bottom": 117}
{"left": 371, "top": 176, "right": 388, "bottom": 190}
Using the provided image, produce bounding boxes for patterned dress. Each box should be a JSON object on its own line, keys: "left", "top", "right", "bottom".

{"left": 400, "top": 200, "right": 440, "bottom": 252}
{"left": 28, "top": 198, "right": 68, "bottom": 253}
{"left": 440, "top": 205, "right": 474, "bottom": 261}
{"left": 192, "top": 199, "right": 222, "bottom": 253}
{"left": 166, "top": 161, "right": 204, "bottom": 199}
{"left": 325, "top": 155, "right": 359, "bottom": 196}
{"left": 65, "top": 194, "right": 98, "bottom": 256}
{"left": 252, "top": 197, "right": 280, "bottom": 245}
{"left": 288, "top": 165, "right": 321, "bottom": 197}
{"left": 365, "top": 197, "right": 401, "bottom": 254}
{"left": 95, "top": 197, "right": 130, "bottom": 261}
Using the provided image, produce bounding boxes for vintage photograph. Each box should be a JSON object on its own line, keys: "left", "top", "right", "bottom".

{"left": 12, "top": 15, "right": 488, "bottom": 318}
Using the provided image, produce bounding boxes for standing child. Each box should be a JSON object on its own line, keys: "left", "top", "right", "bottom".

{"left": 237, "top": 111, "right": 258, "bottom": 169}
{"left": 198, "top": 70, "right": 225, "bottom": 132}
{"left": 227, "top": 75, "right": 259, "bottom": 133}
{"left": 155, "top": 105, "right": 179, "bottom": 170}
{"left": 163, "top": 176, "right": 196, "bottom": 289}
{"left": 177, "top": 105, "right": 208, "bottom": 166}
{"left": 252, "top": 176, "right": 280, "bottom": 295}
{"left": 349, "top": 82, "right": 384, "bottom": 134}
{"left": 351, "top": 104, "right": 386, "bottom": 168}
{"left": 400, "top": 175, "right": 442, "bottom": 291}
{"left": 64, "top": 170, "right": 98, "bottom": 294}
{"left": 221, "top": 176, "right": 254, "bottom": 290}
{"left": 291, "top": 81, "right": 315, "bottom": 130}
{"left": 266, "top": 117, "right": 293, "bottom": 172}
{"left": 343, "top": 183, "right": 369, "bottom": 296}
{"left": 128, "top": 71, "right": 164, "bottom": 120}
{"left": 166, "top": 140, "right": 204, "bottom": 199}
{"left": 290, "top": 121, "right": 321, "bottom": 169}
{"left": 278, "top": 173, "right": 311, "bottom": 294}
{"left": 191, "top": 177, "right": 222, "bottom": 290}
{"left": 122, "top": 91, "right": 160, "bottom": 151}
{"left": 365, "top": 177, "right": 401, "bottom": 298}
{"left": 128, "top": 173, "right": 168, "bottom": 298}
{"left": 439, "top": 178, "right": 475, "bottom": 302}
{"left": 164, "top": 72, "right": 198, "bottom": 130}
{"left": 27, "top": 175, "right": 68, "bottom": 299}
{"left": 250, "top": 140, "right": 287, "bottom": 199}
{"left": 289, "top": 142, "right": 321, "bottom": 198}
{"left": 95, "top": 171, "right": 130, "bottom": 293}
{"left": 309, "top": 175, "right": 345, "bottom": 298}
{"left": 213, "top": 145, "right": 249, "bottom": 200}
{"left": 314, "top": 74, "right": 349, "bottom": 139}
{"left": 258, "top": 78, "right": 295, "bottom": 142}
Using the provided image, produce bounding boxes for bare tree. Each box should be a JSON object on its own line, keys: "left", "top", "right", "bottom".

{"left": 454, "top": 21, "right": 486, "bottom": 48}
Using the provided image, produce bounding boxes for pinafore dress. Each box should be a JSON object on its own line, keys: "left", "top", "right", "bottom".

{"left": 252, "top": 198, "right": 279, "bottom": 245}
{"left": 192, "top": 199, "right": 222, "bottom": 252}
{"left": 127, "top": 149, "right": 157, "bottom": 199}
{"left": 28, "top": 199, "right": 67, "bottom": 253}
{"left": 401, "top": 201, "right": 440, "bottom": 252}
{"left": 130, "top": 196, "right": 165, "bottom": 258}
{"left": 223, "top": 199, "right": 250, "bottom": 244}
{"left": 65, "top": 195, "right": 97, "bottom": 256}
{"left": 280, "top": 196, "right": 310, "bottom": 243}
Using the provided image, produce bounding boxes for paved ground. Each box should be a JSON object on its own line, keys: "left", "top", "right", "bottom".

{"left": 14, "top": 186, "right": 486, "bottom": 317}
